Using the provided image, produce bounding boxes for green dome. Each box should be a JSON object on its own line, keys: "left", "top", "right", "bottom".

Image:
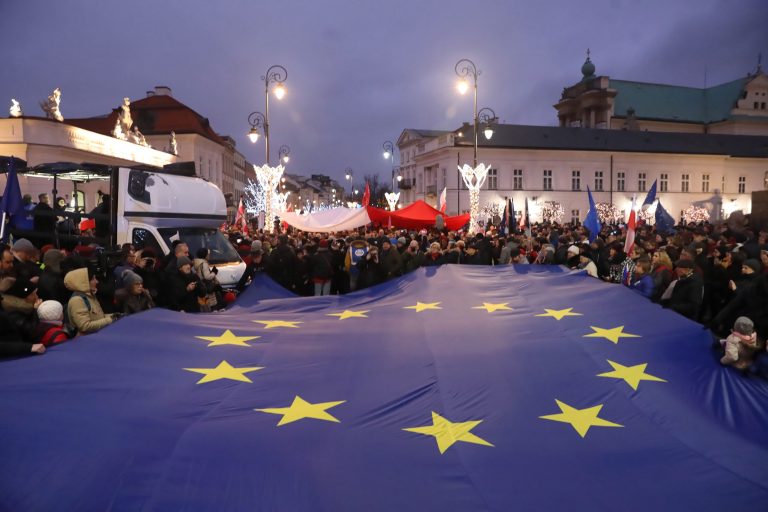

{"left": 581, "top": 57, "right": 596, "bottom": 79}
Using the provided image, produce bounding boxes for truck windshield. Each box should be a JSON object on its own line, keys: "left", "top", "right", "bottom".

{"left": 157, "top": 228, "right": 241, "bottom": 265}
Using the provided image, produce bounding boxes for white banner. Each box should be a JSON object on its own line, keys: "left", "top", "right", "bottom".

{"left": 280, "top": 207, "right": 371, "bottom": 233}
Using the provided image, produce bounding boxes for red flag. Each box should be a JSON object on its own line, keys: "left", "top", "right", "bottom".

{"left": 235, "top": 196, "right": 248, "bottom": 236}
{"left": 624, "top": 196, "right": 636, "bottom": 255}
{"left": 362, "top": 183, "right": 371, "bottom": 207}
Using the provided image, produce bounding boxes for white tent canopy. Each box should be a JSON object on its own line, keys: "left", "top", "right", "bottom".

{"left": 279, "top": 206, "right": 371, "bottom": 233}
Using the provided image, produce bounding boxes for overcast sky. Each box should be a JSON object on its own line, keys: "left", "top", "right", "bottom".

{"left": 1, "top": 0, "right": 765, "bottom": 183}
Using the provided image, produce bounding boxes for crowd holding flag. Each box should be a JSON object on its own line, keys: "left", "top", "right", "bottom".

{"left": 623, "top": 195, "right": 637, "bottom": 255}
{"left": 0, "top": 157, "right": 24, "bottom": 241}
{"left": 583, "top": 186, "right": 602, "bottom": 243}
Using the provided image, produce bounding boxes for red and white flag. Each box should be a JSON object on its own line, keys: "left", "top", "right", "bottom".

{"left": 438, "top": 186, "right": 447, "bottom": 213}
{"left": 362, "top": 183, "right": 371, "bottom": 207}
{"left": 624, "top": 195, "right": 636, "bottom": 255}
{"left": 235, "top": 196, "right": 249, "bottom": 236}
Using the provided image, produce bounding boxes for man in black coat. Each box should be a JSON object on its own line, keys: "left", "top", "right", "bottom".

{"left": 662, "top": 259, "right": 703, "bottom": 320}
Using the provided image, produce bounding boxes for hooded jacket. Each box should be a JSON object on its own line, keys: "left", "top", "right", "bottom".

{"left": 64, "top": 268, "right": 113, "bottom": 334}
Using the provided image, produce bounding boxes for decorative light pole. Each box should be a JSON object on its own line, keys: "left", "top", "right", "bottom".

{"left": 345, "top": 167, "right": 354, "bottom": 199}
{"left": 477, "top": 107, "right": 498, "bottom": 140}
{"left": 455, "top": 59, "right": 480, "bottom": 167}
{"left": 247, "top": 65, "right": 287, "bottom": 164}
{"left": 455, "top": 59, "right": 493, "bottom": 234}
{"left": 278, "top": 145, "right": 291, "bottom": 164}
{"left": 385, "top": 191, "right": 400, "bottom": 212}
{"left": 382, "top": 140, "right": 401, "bottom": 190}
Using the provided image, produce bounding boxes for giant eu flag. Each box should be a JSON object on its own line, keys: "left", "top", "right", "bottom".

{"left": 1, "top": 267, "right": 767, "bottom": 511}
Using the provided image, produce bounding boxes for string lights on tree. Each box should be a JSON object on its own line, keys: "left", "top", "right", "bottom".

{"left": 682, "top": 205, "right": 710, "bottom": 224}
{"left": 254, "top": 164, "right": 284, "bottom": 233}
{"left": 541, "top": 201, "right": 564, "bottom": 223}
{"left": 595, "top": 202, "right": 622, "bottom": 223}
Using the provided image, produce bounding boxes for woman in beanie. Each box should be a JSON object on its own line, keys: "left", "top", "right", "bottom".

{"left": 167, "top": 256, "right": 205, "bottom": 312}
{"left": 120, "top": 270, "right": 155, "bottom": 315}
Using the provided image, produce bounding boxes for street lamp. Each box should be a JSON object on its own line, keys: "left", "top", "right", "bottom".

{"left": 478, "top": 107, "right": 498, "bottom": 140}
{"left": 278, "top": 145, "right": 291, "bottom": 164}
{"left": 455, "top": 58, "right": 480, "bottom": 167}
{"left": 382, "top": 140, "right": 401, "bottom": 190}
{"left": 247, "top": 65, "right": 288, "bottom": 165}
{"left": 247, "top": 111, "right": 265, "bottom": 144}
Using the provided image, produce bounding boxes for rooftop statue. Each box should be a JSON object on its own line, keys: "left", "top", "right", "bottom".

{"left": 169, "top": 131, "right": 178, "bottom": 155}
{"left": 9, "top": 99, "right": 22, "bottom": 118}
{"left": 39, "top": 88, "right": 63, "bottom": 121}
{"left": 112, "top": 97, "right": 132, "bottom": 140}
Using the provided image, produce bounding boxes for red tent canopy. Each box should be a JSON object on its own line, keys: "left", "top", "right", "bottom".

{"left": 366, "top": 200, "right": 470, "bottom": 230}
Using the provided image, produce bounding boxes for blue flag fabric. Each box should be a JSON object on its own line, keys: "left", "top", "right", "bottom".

{"left": 1, "top": 266, "right": 767, "bottom": 511}
{"left": 0, "top": 157, "right": 24, "bottom": 230}
{"left": 583, "top": 186, "right": 601, "bottom": 242}
{"left": 642, "top": 179, "right": 657, "bottom": 210}
{"left": 499, "top": 198, "right": 512, "bottom": 235}
{"left": 655, "top": 200, "right": 677, "bottom": 234}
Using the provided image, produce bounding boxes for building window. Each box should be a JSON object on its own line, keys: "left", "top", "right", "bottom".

{"left": 571, "top": 209, "right": 580, "bottom": 225}
{"left": 543, "top": 169, "right": 552, "bottom": 191}
{"left": 681, "top": 174, "right": 689, "bottom": 193}
{"left": 638, "top": 172, "right": 646, "bottom": 192}
{"left": 702, "top": 174, "right": 710, "bottom": 193}
{"left": 660, "top": 173, "right": 668, "bottom": 192}
{"left": 738, "top": 176, "right": 746, "bottom": 194}
{"left": 513, "top": 169, "right": 523, "bottom": 190}
{"left": 442, "top": 168, "right": 446, "bottom": 188}
{"left": 617, "top": 171, "right": 625, "bottom": 192}
{"left": 594, "top": 171, "right": 603, "bottom": 191}
{"left": 571, "top": 170, "right": 581, "bottom": 191}
{"left": 487, "top": 168, "right": 498, "bottom": 190}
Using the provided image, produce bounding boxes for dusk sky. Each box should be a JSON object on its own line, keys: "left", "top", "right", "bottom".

{"left": 2, "top": 0, "right": 765, "bottom": 184}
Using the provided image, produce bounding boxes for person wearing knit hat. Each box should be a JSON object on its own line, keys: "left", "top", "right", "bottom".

{"left": 37, "top": 249, "right": 69, "bottom": 305}
{"left": 251, "top": 240, "right": 263, "bottom": 253}
{"left": 10, "top": 238, "right": 41, "bottom": 283}
{"left": 120, "top": 270, "right": 155, "bottom": 315}
{"left": 167, "top": 254, "right": 205, "bottom": 312}
{"left": 719, "top": 316, "right": 758, "bottom": 369}
{"left": 176, "top": 256, "right": 193, "bottom": 269}
{"left": 742, "top": 259, "right": 761, "bottom": 275}
{"left": 11, "top": 238, "right": 36, "bottom": 254}
{"left": 34, "top": 300, "right": 69, "bottom": 346}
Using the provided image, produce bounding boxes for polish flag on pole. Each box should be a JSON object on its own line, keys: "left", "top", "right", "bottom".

{"left": 438, "top": 186, "right": 447, "bottom": 213}
{"left": 624, "top": 195, "right": 637, "bottom": 255}
{"left": 362, "top": 183, "right": 371, "bottom": 207}
{"left": 235, "top": 196, "right": 248, "bottom": 236}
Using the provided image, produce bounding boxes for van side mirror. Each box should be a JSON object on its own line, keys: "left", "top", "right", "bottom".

{"left": 128, "top": 170, "right": 151, "bottom": 204}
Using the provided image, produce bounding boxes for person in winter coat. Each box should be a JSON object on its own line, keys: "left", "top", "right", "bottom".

{"left": 661, "top": 259, "right": 704, "bottom": 320}
{"left": 166, "top": 256, "right": 206, "bottom": 312}
{"left": 37, "top": 248, "right": 69, "bottom": 306}
{"left": 650, "top": 250, "right": 674, "bottom": 303}
{"left": 64, "top": 268, "right": 116, "bottom": 334}
{"left": 310, "top": 239, "right": 334, "bottom": 296}
{"left": 629, "top": 258, "right": 655, "bottom": 299}
{"left": 64, "top": 267, "right": 117, "bottom": 335}
{"left": 0, "top": 276, "right": 42, "bottom": 342}
{"left": 357, "top": 245, "right": 386, "bottom": 288}
{"left": 719, "top": 316, "right": 758, "bottom": 369}
{"left": 421, "top": 242, "right": 444, "bottom": 267}
{"left": 379, "top": 239, "right": 403, "bottom": 281}
{"left": 401, "top": 240, "right": 425, "bottom": 273}
{"left": 0, "top": 295, "right": 45, "bottom": 357}
{"left": 193, "top": 248, "right": 220, "bottom": 310}
{"left": 33, "top": 300, "right": 69, "bottom": 346}
{"left": 118, "top": 270, "right": 155, "bottom": 315}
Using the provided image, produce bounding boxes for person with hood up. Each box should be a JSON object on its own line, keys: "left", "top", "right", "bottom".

{"left": 64, "top": 267, "right": 118, "bottom": 335}
{"left": 37, "top": 248, "right": 69, "bottom": 306}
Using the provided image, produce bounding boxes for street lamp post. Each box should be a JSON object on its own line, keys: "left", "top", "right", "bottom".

{"left": 278, "top": 145, "right": 291, "bottom": 164}
{"left": 455, "top": 58, "right": 479, "bottom": 167}
{"left": 262, "top": 65, "right": 287, "bottom": 165}
{"left": 344, "top": 167, "right": 353, "bottom": 199}
{"left": 477, "top": 107, "right": 498, "bottom": 140}
{"left": 247, "top": 111, "right": 265, "bottom": 144}
{"left": 382, "top": 140, "right": 401, "bottom": 190}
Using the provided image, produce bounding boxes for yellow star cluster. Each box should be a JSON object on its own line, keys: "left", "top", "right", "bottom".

{"left": 179, "top": 299, "right": 665, "bottom": 452}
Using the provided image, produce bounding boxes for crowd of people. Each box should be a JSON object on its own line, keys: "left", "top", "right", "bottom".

{"left": 2, "top": 215, "right": 767, "bottom": 377}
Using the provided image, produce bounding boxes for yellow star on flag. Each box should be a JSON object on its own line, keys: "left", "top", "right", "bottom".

{"left": 583, "top": 326, "right": 641, "bottom": 344}
{"left": 472, "top": 302, "right": 512, "bottom": 313}
{"left": 327, "top": 309, "right": 370, "bottom": 320}
{"left": 597, "top": 360, "right": 667, "bottom": 391}
{"left": 403, "top": 411, "right": 494, "bottom": 454}
{"left": 539, "top": 399, "right": 623, "bottom": 438}
{"left": 195, "top": 329, "right": 260, "bottom": 347}
{"left": 183, "top": 360, "right": 264, "bottom": 384}
{"left": 255, "top": 395, "right": 346, "bottom": 426}
{"left": 535, "top": 308, "right": 583, "bottom": 321}
{"left": 404, "top": 302, "right": 442, "bottom": 312}
{"left": 252, "top": 320, "right": 303, "bottom": 329}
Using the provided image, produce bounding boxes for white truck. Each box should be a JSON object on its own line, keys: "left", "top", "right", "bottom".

{"left": 7, "top": 161, "right": 245, "bottom": 288}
